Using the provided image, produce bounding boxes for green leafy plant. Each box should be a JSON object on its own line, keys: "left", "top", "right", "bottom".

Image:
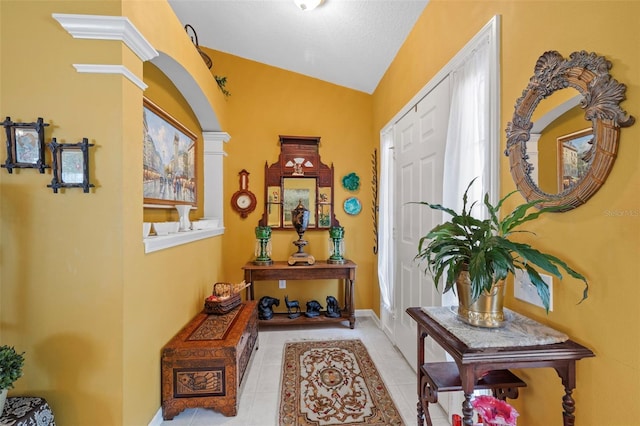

{"left": 0, "top": 345, "right": 25, "bottom": 390}
{"left": 414, "top": 178, "right": 588, "bottom": 312}
{"left": 214, "top": 75, "right": 231, "bottom": 98}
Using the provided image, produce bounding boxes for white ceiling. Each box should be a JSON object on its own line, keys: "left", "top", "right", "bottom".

{"left": 167, "top": 0, "right": 429, "bottom": 94}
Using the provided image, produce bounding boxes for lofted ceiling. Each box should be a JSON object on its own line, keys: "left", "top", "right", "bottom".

{"left": 167, "top": 0, "right": 429, "bottom": 94}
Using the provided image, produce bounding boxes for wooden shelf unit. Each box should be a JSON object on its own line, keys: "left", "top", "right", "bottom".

{"left": 242, "top": 260, "right": 356, "bottom": 329}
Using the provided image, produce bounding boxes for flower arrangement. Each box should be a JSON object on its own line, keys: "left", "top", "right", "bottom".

{"left": 472, "top": 395, "right": 519, "bottom": 426}
{"left": 0, "top": 345, "right": 25, "bottom": 390}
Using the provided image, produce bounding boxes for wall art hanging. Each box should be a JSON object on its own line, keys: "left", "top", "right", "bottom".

{"left": 47, "top": 138, "right": 94, "bottom": 193}
{"left": 1, "top": 117, "right": 49, "bottom": 173}
{"left": 343, "top": 197, "right": 362, "bottom": 216}
{"left": 341, "top": 172, "right": 360, "bottom": 191}
{"left": 143, "top": 98, "right": 197, "bottom": 207}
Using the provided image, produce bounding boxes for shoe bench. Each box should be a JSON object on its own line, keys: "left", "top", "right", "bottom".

{"left": 419, "top": 362, "right": 526, "bottom": 426}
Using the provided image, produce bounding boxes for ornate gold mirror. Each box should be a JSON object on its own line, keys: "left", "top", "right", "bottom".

{"left": 505, "top": 51, "right": 634, "bottom": 211}
{"left": 259, "top": 135, "right": 338, "bottom": 230}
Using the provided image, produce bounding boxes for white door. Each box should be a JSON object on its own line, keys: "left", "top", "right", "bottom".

{"left": 393, "top": 75, "right": 450, "bottom": 365}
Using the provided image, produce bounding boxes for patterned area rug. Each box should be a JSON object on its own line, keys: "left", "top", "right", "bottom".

{"left": 278, "top": 339, "right": 403, "bottom": 426}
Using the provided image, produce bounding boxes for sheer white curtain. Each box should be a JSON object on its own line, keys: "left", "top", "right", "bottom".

{"left": 441, "top": 39, "right": 491, "bottom": 307}
{"left": 377, "top": 129, "right": 394, "bottom": 311}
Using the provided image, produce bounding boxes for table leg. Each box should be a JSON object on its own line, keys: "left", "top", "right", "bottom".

{"left": 562, "top": 389, "right": 576, "bottom": 426}
{"left": 346, "top": 278, "right": 355, "bottom": 329}
{"left": 462, "top": 392, "right": 475, "bottom": 426}
{"left": 554, "top": 363, "right": 577, "bottom": 426}
{"left": 459, "top": 367, "right": 476, "bottom": 426}
{"left": 417, "top": 330, "right": 427, "bottom": 426}
{"left": 244, "top": 271, "right": 254, "bottom": 300}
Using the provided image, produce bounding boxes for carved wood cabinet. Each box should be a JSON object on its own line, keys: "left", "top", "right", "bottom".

{"left": 161, "top": 301, "right": 258, "bottom": 419}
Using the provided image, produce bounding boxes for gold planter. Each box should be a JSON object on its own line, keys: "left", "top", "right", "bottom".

{"left": 455, "top": 271, "right": 506, "bottom": 328}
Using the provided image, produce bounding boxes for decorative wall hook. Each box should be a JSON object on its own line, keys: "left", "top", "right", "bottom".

{"left": 184, "top": 24, "right": 213, "bottom": 69}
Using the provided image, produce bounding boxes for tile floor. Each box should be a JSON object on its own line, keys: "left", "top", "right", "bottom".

{"left": 160, "top": 315, "right": 451, "bottom": 426}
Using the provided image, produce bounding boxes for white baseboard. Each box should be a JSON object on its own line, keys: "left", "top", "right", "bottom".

{"left": 355, "top": 308, "right": 380, "bottom": 327}
{"left": 148, "top": 408, "right": 162, "bottom": 426}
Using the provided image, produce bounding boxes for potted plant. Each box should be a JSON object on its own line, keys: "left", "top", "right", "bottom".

{"left": 415, "top": 178, "right": 588, "bottom": 327}
{"left": 0, "top": 345, "right": 25, "bottom": 414}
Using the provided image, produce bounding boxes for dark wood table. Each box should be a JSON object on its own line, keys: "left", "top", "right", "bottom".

{"left": 242, "top": 260, "right": 357, "bottom": 328}
{"left": 406, "top": 307, "right": 595, "bottom": 426}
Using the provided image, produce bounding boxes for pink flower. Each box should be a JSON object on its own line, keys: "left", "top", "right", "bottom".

{"left": 471, "top": 395, "right": 519, "bottom": 426}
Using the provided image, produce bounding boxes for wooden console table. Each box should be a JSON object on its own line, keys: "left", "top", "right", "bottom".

{"left": 406, "top": 307, "right": 595, "bottom": 426}
{"left": 242, "top": 260, "right": 356, "bottom": 328}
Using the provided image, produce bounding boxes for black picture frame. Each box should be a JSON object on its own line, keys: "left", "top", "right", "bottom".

{"left": 47, "top": 137, "right": 95, "bottom": 193}
{"left": 1, "top": 116, "right": 49, "bottom": 173}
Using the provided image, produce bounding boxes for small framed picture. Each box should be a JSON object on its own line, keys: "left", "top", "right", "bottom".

{"left": 47, "top": 138, "right": 95, "bottom": 193}
{"left": 557, "top": 128, "right": 593, "bottom": 192}
{"left": 1, "top": 117, "right": 49, "bottom": 173}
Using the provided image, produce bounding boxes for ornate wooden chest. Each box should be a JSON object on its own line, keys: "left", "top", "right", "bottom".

{"left": 161, "top": 301, "right": 258, "bottom": 419}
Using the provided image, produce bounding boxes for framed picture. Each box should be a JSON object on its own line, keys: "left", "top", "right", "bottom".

{"left": 143, "top": 98, "right": 197, "bottom": 207}
{"left": 1, "top": 117, "right": 49, "bottom": 173}
{"left": 557, "top": 128, "right": 593, "bottom": 192}
{"left": 47, "top": 138, "right": 95, "bottom": 193}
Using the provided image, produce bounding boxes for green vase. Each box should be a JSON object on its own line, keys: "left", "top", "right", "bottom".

{"left": 253, "top": 226, "right": 273, "bottom": 265}
{"left": 327, "top": 226, "right": 345, "bottom": 264}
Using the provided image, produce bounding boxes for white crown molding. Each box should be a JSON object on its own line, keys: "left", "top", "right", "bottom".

{"left": 73, "top": 64, "right": 147, "bottom": 90}
{"left": 52, "top": 13, "right": 158, "bottom": 61}
{"left": 203, "top": 131, "right": 230, "bottom": 156}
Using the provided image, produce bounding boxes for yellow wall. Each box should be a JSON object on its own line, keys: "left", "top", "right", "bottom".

{"left": 1, "top": 0, "right": 638, "bottom": 425}
{"left": 207, "top": 50, "right": 376, "bottom": 310}
{"left": 374, "top": 1, "right": 639, "bottom": 425}
{"left": 1, "top": 1, "right": 227, "bottom": 425}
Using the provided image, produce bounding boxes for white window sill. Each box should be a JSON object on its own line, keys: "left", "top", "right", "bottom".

{"left": 143, "top": 227, "right": 224, "bottom": 253}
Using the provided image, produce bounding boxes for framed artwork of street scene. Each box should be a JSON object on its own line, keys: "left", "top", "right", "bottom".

{"left": 143, "top": 98, "right": 197, "bottom": 207}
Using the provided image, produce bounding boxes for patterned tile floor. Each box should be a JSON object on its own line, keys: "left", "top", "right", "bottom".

{"left": 159, "top": 316, "right": 451, "bottom": 426}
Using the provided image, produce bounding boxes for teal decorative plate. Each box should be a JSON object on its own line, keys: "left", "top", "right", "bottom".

{"left": 343, "top": 197, "right": 362, "bottom": 215}
{"left": 341, "top": 172, "right": 360, "bottom": 191}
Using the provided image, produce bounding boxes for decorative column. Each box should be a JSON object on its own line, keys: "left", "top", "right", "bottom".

{"left": 203, "top": 131, "right": 230, "bottom": 225}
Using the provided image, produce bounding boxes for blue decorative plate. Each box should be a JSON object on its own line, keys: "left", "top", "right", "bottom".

{"left": 343, "top": 197, "right": 362, "bottom": 215}
{"left": 341, "top": 172, "right": 360, "bottom": 191}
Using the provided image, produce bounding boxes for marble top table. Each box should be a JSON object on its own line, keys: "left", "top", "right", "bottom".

{"left": 421, "top": 306, "right": 569, "bottom": 348}
{"left": 406, "top": 306, "right": 594, "bottom": 426}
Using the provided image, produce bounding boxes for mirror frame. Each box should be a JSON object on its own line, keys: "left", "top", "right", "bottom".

{"left": 505, "top": 50, "right": 635, "bottom": 211}
{"left": 259, "top": 135, "right": 339, "bottom": 230}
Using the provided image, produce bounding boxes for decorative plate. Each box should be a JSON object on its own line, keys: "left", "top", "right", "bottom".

{"left": 343, "top": 197, "right": 362, "bottom": 215}
{"left": 341, "top": 172, "right": 360, "bottom": 191}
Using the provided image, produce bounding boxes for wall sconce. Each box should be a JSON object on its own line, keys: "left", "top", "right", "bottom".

{"left": 327, "top": 226, "right": 345, "bottom": 264}
{"left": 294, "top": 0, "right": 322, "bottom": 11}
{"left": 254, "top": 226, "right": 273, "bottom": 266}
